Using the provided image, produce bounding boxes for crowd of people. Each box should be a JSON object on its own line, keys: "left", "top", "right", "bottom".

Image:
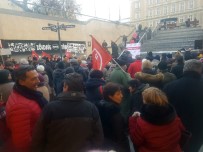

{"left": 0, "top": 48, "right": 203, "bottom": 152}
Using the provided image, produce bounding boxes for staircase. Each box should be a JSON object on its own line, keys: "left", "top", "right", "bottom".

{"left": 141, "top": 27, "right": 203, "bottom": 53}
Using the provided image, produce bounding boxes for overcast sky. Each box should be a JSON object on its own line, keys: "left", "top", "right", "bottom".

{"left": 76, "top": 0, "right": 130, "bottom": 21}
{"left": 23, "top": 0, "right": 130, "bottom": 21}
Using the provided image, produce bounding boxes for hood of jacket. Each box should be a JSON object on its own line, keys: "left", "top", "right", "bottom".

{"left": 135, "top": 72, "right": 164, "bottom": 83}
{"left": 57, "top": 91, "right": 86, "bottom": 102}
{"left": 85, "top": 78, "right": 105, "bottom": 89}
{"left": 141, "top": 104, "right": 176, "bottom": 125}
{"left": 53, "top": 69, "right": 65, "bottom": 77}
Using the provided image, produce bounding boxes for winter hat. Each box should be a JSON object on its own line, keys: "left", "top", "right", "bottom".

{"left": 37, "top": 65, "right": 45, "bottom": 72}
{"left": 81, "top": 60, "right": 87, "bottom": 65}
{"left": 158, "top": 61, "right": 168, "bottom": 70}
{"left": 90, "top": 70, "right": 104, "bottom": 79}
{"left": 0, "top": 70, "right": 10, "bottom": 84}
{"left": 65, "top": 67, "right": 74, "bottom": 75}
{"left": 116, "top": 59, "right": 127, "bottom": 66}
{"left": 70, "top": 59, "right": 78, "bottom": 65}
{"left": 57, "top": 61, "right": 65, "bottom": 69}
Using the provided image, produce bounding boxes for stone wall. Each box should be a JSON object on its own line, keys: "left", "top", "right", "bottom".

{"left": 0, "top": 9, "right": 134, "bottom": 57}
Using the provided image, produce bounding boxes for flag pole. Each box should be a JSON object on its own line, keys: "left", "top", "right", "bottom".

{"left": 112, "top": 58, "right": 127, "bottom": 74}
{"left": 117, "top": 49, "right": 126, "bottom": 59}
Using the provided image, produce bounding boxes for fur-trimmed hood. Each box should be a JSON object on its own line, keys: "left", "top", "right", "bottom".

{"left": 135, "top": 72, "right": 164, "bottom": 84}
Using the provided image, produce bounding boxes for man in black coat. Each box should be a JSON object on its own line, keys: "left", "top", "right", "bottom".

{"left": 32, "top": 73, "right": 103, "bottom": 152}
{"left": 163, "top": 59, "right": 203, "bottom": 152}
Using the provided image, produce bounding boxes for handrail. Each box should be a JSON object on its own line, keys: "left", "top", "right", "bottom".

{"left": 115, "top": 26, "right": 135, "bottom": 43}
{"left": 151, "top": 24, "right": 160, "bottom": 38}
{"left": 138, "top": 27, "right": 150, "bottom": 43}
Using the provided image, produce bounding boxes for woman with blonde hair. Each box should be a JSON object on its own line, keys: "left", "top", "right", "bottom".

{"left": 129, "top": 87, "right": 186, "bottom": 152}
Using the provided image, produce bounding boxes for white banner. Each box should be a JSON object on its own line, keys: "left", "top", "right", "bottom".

{"left": 0, "top": 48, "right": 11, "bottom": 55}
{"left": 126, "top": 43, "right": 141, "bottom": 59}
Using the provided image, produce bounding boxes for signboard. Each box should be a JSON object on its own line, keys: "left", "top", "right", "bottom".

{"left": 1, "top": 40, "right": 86, "bottom": 55}
{"left": 0, "top": 48, "right": 11, "bottom": 55}
{"left": 126, "top": 43, "right": 141, "bottom": 59}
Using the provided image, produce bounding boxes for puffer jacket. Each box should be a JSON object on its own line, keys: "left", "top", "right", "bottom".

{"left": 6, "top": 91, "right": 42, "bottom": 152}
{"left": 31, "top": 92, "right": 104, "bottom": 152}
{"left": 135, "top": 72, "right": 164, "bottom": 88}
{"left": 129, "top": 104, "right": 185, "bottom": 152}
{"left": 128, "top": 60, "right": 142, "bottom": 78}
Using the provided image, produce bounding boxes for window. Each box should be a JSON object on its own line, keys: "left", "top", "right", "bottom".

{"left": 171, "top": 4, "right": 175, "bottom": 13}
{"left": 152, "top": 10, "right": 154, "bottom": 17}
{"left": 151, "top": 10, "right": 153, "bottom": 17}
{"left": 189, "top": 15, "right": 193, "bottom": 20}
{"left": 163, "top": 6, "right": 167, "bottom": 15}
{"left": 157, "top": 8, "right": 160, "bottom": 16}
{"left": 135, "top": 12, "right": 140, "bottom": 19}
{"left": 176, "top": 3, "right": 179, "bottom": 12}
{"left": 179, "top": 17, "right": 184, "bottom": 23}
{"left": 148, "top": 0, "right": 152, "bottom": 5}
{"left": 135, "top": 2, "right": 140, "bottom": 9}
{"left": 188, "top": 0, "right": 194, "bottom": 9}
{"left": 180, "top": 2, "right": 185, "bottom": 11}
{"left": 148, "top": 10, "right": 150, "bottom": 17}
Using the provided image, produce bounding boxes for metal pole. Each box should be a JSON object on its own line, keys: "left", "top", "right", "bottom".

{"left": 57, "top": 22, "right": 62, "bottom": 59}
{"left": 112, "top": 58, "right": 127, "bottom": 74}
{"left": 0, "top": 49, "right": 4, "bottom": 65}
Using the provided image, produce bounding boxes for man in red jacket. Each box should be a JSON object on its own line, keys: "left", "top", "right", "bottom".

{"left": 128, "top": 55, "right": 142, "bottom": 78}
{"left": 6, "top": 65, "right": 48, "bottom": 152}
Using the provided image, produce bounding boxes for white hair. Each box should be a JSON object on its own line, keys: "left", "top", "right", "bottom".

{"left": 183, "top": 59, "right": 202, "bottom": 73}
{"left": 20, "top": 58, "right": 29, "bottom": 65}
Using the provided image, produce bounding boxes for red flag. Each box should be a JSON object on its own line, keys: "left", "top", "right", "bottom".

{"left": 42, "top": 51, "right": 51, "bottom": 59}
{"left": 31, "top": 50, "right": 39, "bottom": 59}
{"left": 91, "top": 36, "right": 112, "bottom": 70}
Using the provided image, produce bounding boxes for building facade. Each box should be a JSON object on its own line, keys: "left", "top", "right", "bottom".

{"left": 130, "top": 0, "right": 203, "bottom": 28}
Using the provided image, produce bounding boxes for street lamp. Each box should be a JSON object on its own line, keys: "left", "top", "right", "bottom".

{"left": 42, "top": 22, "right": 75, "bottom": 59}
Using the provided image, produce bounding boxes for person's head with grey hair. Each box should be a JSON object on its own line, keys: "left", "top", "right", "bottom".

{"left": 20, "top": 58, "right": 29, "bottom": 65}
{"left": 183, "top": 59, "right": 202, "bottom": 74}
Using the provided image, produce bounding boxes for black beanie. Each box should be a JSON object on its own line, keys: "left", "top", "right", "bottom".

{"left": 90, "top": 70, "right": 103, "bottom": 79}
{"left": 0, "top": 70, "right": 10, "bottom": 84}
{"left": 57, "top": 61, "right": 65, "bottom": 69}
{"left": 116, "top": 59, "right": 127, "bottom": 66}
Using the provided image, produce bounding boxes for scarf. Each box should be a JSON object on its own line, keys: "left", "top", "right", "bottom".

{"left": 13, "top": 84, "right": 48, "bottom": 109}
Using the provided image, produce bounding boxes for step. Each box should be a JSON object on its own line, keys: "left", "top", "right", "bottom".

{"left": 157, "top": 27, "right": 203, "bottom": 34}
{"left": 153, "top": 35, "right": 203, "bottom": 41}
